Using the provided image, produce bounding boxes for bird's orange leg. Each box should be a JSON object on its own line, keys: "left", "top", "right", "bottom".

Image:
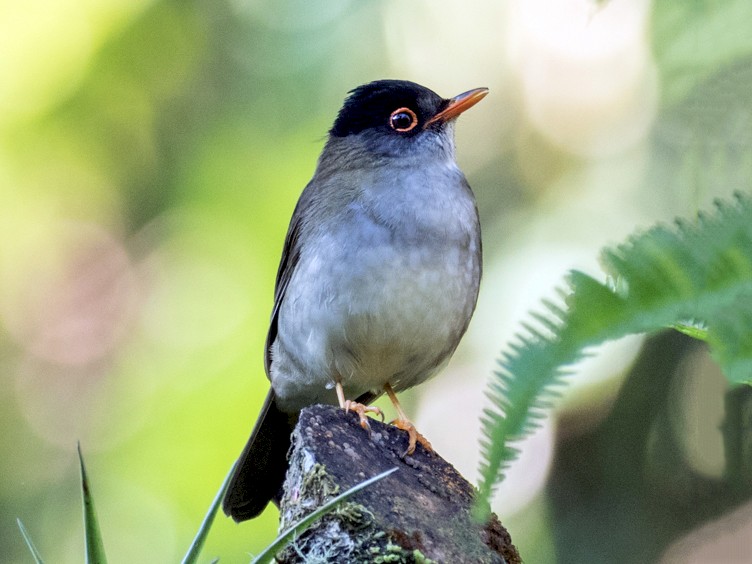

{"left": 384, "top": 383, "right": 432, "bottom": 456}
{"left": 335, "top": 381, "right": 384, "bottom": 432}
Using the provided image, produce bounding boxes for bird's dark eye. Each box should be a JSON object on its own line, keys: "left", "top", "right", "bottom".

{"left": 389, "top": 107, "right": 418, "bottom": 132}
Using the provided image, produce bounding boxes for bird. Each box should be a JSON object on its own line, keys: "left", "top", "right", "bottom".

{"left": 223, "top": 79, "right": 487, "bottom": 522}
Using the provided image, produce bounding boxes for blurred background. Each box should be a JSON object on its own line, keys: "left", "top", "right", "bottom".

{"left": 2, "top": 0, "right": 751, "bottom": 562}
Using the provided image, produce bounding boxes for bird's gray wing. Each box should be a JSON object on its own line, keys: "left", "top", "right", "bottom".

{"left": 263, "top": 184, "right": 312, "bottom": 378}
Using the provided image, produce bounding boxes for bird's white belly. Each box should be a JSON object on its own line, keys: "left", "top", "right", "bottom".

{"left": 271, "top": 227, "right": 479, "bottom": 412}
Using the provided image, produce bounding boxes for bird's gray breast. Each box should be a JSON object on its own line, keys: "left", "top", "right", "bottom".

{"left": 271, "top": 162, "right": 481, "bottom": 411}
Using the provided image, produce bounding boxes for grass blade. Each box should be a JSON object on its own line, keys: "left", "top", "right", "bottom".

{"left": 670, "top": 321, "right": 709, "bottom": 341}
{"left": 181, "top": 461, "right": 237, "bottom": 564}
{"left": 16, "top": 518, "right": 45, "bottom": 564}
{"left": 78, "top": 443, "right": 108, "bottom": 564}
{"left": 251, "top": 467, "right": 398, "bottom": 564}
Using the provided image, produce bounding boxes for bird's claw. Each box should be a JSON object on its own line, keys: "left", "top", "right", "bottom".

{"left": 344, "top": 400, "right": 384, "bottom": 434}
{"left": 391, "top": 418, "right": 432, "bottom": 457}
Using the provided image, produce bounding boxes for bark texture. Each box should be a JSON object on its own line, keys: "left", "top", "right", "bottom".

{"left": 276, "top": 404, "right": 520, "bottom": 563}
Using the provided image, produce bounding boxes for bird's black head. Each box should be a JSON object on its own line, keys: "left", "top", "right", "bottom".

{"left": 322, "top": 80, "right": 488, "bottom": 165}
{"left": 330, "top": 80, "right": 447, "bottom": 138}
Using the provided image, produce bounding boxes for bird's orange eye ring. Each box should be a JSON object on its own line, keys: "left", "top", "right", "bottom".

{"left": 389, "top": 107, "right": 419, "bottom": 132}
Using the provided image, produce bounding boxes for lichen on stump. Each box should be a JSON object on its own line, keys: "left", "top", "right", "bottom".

{"left": 276, "top": 404, "right": 520, "bottom": 563}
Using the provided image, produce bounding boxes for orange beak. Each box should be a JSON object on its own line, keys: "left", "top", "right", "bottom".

{"left": 425, "top": 87, "right": 489, "bottom": 127}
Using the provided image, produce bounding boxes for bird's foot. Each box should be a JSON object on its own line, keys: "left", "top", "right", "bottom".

{"left": 343, "top": 400, "right": 384, "bottom": 433}
{"left": 391, "top": 418, "right": 432, "bottom": 457}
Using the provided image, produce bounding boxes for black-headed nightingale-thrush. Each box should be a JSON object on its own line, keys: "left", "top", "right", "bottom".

{"left": 223, "top": 80, "right": 488, "bottom": 522}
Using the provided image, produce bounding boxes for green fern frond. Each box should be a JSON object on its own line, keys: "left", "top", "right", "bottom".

{"left": 476, "top": 193, "right": 752, "bottom": 518}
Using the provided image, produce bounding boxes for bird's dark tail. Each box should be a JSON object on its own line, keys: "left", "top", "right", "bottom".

{"left": 223, "top": 390, "right": 293, "bottom": 522}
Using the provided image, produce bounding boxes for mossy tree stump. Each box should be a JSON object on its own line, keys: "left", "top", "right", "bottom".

{"left": 276, "top": 405, "right": 520, "bottom": 563}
